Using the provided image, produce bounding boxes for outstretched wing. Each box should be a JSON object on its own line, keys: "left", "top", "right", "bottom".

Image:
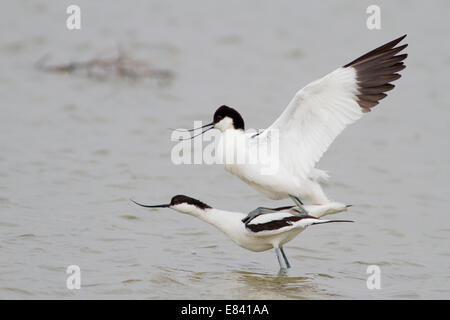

{"left": 262, "top": 35, "right": 407, "bottom": 182}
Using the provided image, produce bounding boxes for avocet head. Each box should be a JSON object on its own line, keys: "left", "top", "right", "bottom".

{"left": 178, "top": 105, "right": 245, "bottom": 141}
{"left": 131, "top": 195, "right": 211, "bottom": 216}
{"left": 212, "top": 105, "right": 245, "bottom": 132}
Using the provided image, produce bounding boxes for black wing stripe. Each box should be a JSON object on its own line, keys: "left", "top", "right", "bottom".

{"left": 246, "top": 215, "right": 317, "bottom": 233}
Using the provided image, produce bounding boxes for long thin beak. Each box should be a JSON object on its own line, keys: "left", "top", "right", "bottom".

{"left": 177, "top": 123, "right": 214, "bottom": 141}
{"left": 131, "top": 199, "right": 170, "bottom": 208}
{"left": 171, "top": 122, "right": 214, "bottom": 132}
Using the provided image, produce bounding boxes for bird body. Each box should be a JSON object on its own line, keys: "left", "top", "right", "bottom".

{"left": 172, "top": 204, "right": 305, "bottom": 252}
{"left": 132, "top": 195, "right": 351, "bottom": 269}
{"left": 216, "top": 127, "right": 330, "bottom": 202}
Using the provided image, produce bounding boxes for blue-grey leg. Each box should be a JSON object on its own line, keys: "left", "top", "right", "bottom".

{"left": 280, "top": 247, "right": 291, "bottom": 269}
{"left": 242, "top": 207, "right": 279, "bottom": 224}
{"left": 289, "top": 195, "right": 308, "bottom": 217}
{"left": 275, "top": 247, "right": 288, "bottom": 270}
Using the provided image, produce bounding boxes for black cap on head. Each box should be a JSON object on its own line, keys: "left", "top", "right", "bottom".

{"left": 170, "top": 195, "right": 212, "bottom": 210}
{"left": 213, "top": 105, "right": 245, "bottom": 130}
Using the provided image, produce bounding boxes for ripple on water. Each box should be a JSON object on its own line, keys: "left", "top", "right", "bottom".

{"left": 97, "top": 237, "right": 133, "bottom": 242}
{"left": 80, "top": 246, "right": 102, "bottom": 254}
{"left": 0, "top": 221, "right": 19, "bottom": 228}
{"left": 293, "top": 254, "right": 332, "bottom": 262}
{"left": 147, "top": 266, "right": 342, "bottom": 300}
{"left": 230, "top": 270, "right": 340, "bottom": 299}
{"left": 38, "top": 264, "right": 66, "bottom": 272}
{"left": 120, "top": 215, "right": 140, "bottom": 220}
{"left": 352, "top": 260, "right": 392, "bottom": 266}
{"left": 92, "top": 149, "right": 110, "bottom": 156}
{"left": 0, "top": 287, "right": 33, "bottom": 297}
{"left": 18, "top": 233, "right": 36, "bottom": 238}
{"left": 122, "top": 279, "right": 143, "bottom": 284}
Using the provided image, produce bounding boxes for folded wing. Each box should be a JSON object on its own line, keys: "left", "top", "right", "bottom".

{"left": 245, "top": 211, "right": 325, "bottom": 237}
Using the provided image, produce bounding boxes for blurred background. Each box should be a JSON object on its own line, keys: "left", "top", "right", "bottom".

{"left": 0, "top": 0, "right": 449, "bottom": 299}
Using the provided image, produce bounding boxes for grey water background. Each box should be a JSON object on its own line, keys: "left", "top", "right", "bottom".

{"left": 1, "top": 0, "right": 449, "bottom": 299}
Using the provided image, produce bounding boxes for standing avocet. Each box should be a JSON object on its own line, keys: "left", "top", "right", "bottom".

{"left": 178, "top": 35, "right": 408, "bottom": 219}
{"left": 131, "top": 196, "right": 352, "bottom": 269}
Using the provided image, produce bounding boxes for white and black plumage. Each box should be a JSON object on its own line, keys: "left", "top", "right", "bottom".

{"left": 180, "top": 35, "right": 408, "bottom": 217}
{"left": 132, "top": 195, "right": 352, "bottom": 269}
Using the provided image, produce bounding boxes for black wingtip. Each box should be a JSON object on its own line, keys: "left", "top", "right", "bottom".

{"left": 344, "top": 35, "right": 408, "bottom": 112}
{"left": 343, "top": 34, "right": 408, "bottom": 69}
{"left": 394, "top": 34, "right": 407, "bottom": 43}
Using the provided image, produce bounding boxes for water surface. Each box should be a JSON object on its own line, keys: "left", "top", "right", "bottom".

{"left": 0, "top": 0, "right": 449, "bottom": 299}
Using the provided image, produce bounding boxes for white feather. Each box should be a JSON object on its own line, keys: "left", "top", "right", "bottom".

{"left": 262, "top": 67, "right": 362, "bottom": 186}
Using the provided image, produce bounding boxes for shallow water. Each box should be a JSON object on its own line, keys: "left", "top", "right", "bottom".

{"left": 0, "top": 0, "right": 449, "bottom": 299}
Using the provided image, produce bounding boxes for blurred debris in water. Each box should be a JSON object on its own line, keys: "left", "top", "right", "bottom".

{"left": 35, "top": 46, "right": 174, "bottom": 85}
